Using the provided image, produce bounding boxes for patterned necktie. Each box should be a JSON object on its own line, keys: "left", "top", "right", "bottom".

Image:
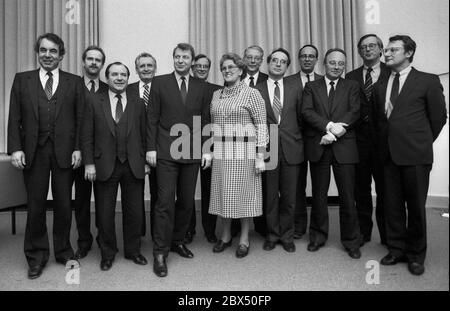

{"left": 180, "top": 77, "right": 187, "bottom": 104}
{"left": 386, "top": 73, "right": 400, "bottom": 118}
{"left": 143, "top": 83, "right": 150, "bottom": 106}
{"left": 249, "top": 76, "right": 255, "bottom": 87}
{"left": 364, "top": 67, "right": 373, "bottom": 102}
{"left": 115, "top": 94, "right": 123, "bottom": 123}
{"left": 273, "top": 81, "right": 282, "bottom": 123}
{"left": 328, "top": 81, "right": 335, "bottom": 112}
{"left": 89, "top": 80, "right": 95, "bottom": 93}
{"left": 45, "top": 71, "right": 53, "bottom": 100}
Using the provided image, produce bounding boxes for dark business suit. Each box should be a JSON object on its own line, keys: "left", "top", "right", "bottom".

{"left": 147, "top": 73, "right": 209, "bottom": 257}
{"left": 186, "top": 81, "right": 222, "bottom": 239}
{"left": 128, "top": 81, "right": 158, "bottom": 238}
{"left": 373, "top": 67, "right": 447, "bottom": 264}
{"left": 285, "top": 71, "right": 322, "bottom": 236}
{"left": 241, "top": 71, "right": 269, "bottom": 86}
{"left": 301, "top": 77, "right": 362, "bottom": 251}
{"left": 8, "top": 69, "right": 84, "bottom": 267}
{"left": 82, "top": 89, "right": 146, "bottom": 260}
{"left": 256, "top": 78, "right": 304, "bottom": 244}
{"left": 73, "top": 78, "right": 108, "bottom": 252}
{"left": 346, "top": 63, "right": 390, "bottom": 244}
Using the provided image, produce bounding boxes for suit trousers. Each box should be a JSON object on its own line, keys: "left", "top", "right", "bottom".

{"left": 309, "top": 147, "right": 361, "bottom": 250}
{"left": 141, "top": 167, "right": 158, "bottom": 238}
{"left": 95, "top": 159, "right": 143, "bottom": 260}
{"left": 383, "top": 157, "right": 430, "bottom": 264}
{"left": 153, "top": 160, "right": 199, "bottom": 257}
{"left": 73, "top": 166, "right": 98, "bottom": 250}
{"left": 23, "top": 140, "right": 74, "bottom": 267}
{"left": 264, "top": 153, "right": 300, "bottom": 243}
{"left": 294, "top": 161, "right": 309, "bottom": 235}
{"left": 355, "top": 137, "right": 386, "bottom": 244}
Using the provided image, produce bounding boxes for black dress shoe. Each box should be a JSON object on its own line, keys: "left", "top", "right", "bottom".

{"left": 282, "top": 242, "right": 296, "bottom": 253}
{"left": 125, "top": 254, "right": 148, "bottom": 265}
{"left": 347, "top": 248, "right": 361, "bottom": 259}
{"left": 263, "top": 240, "right": 276, "bottom": 251}
{"left": 184, "top": 231, "right": 195, "bottom": 244}
{"left": 293, "top": 232, "right": 303, "bottom": 239}
{"left": 213, "top": 239, "right": 232, "bottom": 253}
{"left": 100, "top": 259, "right": 113, "bottom": 271}
{"left": 170, "top": 244, "right": 194, "bottom": 258}
{"left": 28, "top": 265, "right": 45, "bottom": 279}
{"left": 380, "top": 253, "right": 407, "bottom": 265}
{"left": 74, "top": 248, "right": 90, "bottom": 260}
{"left": 236, "top": 244, "right": 249, "bottom": 258}
{"left": 408, "top": 262, "right": 425, "bottom": 276}
{"left": 153, "top": 255, "right": 167, "bottom": 277}
{"left": 206, "top": 235, "right": 218, "bottom": 244}
{"left": 307, "top": 242, "right": 324, "bottom": 252}
{"left": 55, "top": 257, "right": 74, "bottom": 265}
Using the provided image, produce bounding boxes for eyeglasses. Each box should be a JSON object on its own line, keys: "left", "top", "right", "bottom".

{"left": 245, "top": 56, "right": 262, "bottom": 62}
{"left": 327, "top": 61, "right": 345, "bottom": 67}
{"left": 359, "top": 43, "right": 378, "bottom": 50}
{"left": 383, "top": 47, "right": 403, "bottom": 54}
{"left": 270, "top": 58, "right": 288, "bottom": 65}
{"left": 299, "top": 54, "right": 317, "bottom": 59}
{"left": 193, "top": 64, "right": 210, "bottom": 69}
{"left": 221, "top": 65, "right": 240, "bottom": 72}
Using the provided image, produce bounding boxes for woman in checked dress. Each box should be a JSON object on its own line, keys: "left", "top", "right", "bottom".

{"left": 206, "top": 53, "right": 268, "bottom": 258}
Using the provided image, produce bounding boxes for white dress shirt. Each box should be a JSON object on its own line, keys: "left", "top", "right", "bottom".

{"left": 83, "top": 76, "right": 100, "bottom": 93}
{"left": 243, "top": 71, "right": 260, "bottom": 86}
{"left": 39, "top": 67, "right": 59, "bottom": 96}
{"left": 109, "top": 89, "right": 127, "bottom": 118}
{"left": 384, "top": 65, "right": 412, "bottom": 113}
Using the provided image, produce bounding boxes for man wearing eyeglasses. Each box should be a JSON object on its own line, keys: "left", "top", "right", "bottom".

{"left": 346, "top": 34, "right": 390, "bottom": 248}
{"left": 301, "top": 48, "right": 362, "bottom": 259}
{"left": 373, "top": 35, "right": 446, "bottom": 276}
{"left": 255, "top": 48, "right": 304, "bottom": 253}
{"left": 286, "top": 44, "right": 323, "bottom": 240}
{"left": 183, "top": 54, "right": 222, "bottom": 245}
{"left": 241, "top": 45, "right": 268, "bottom": 88}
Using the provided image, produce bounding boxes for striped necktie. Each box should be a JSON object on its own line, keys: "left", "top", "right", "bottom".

{"left": 364, "top": 67, "right": 373, "bottom": 102}
{"left": 273, "top": 81, "right": 282, "bottom": 123}
{"left": 143, "top": 83, "right": 150, "bottom": 106}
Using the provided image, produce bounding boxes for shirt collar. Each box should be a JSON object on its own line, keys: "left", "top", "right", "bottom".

{"left": 39, "top": 67, "right": 59, "bottom": 78}
{"left": 268, "top": 77, "right": 283, "bottom": 88}
{"left": 108, "top": 89, "right": 126, "bottom": 101}
{"left": 139, "top": 80, "right": 151, "bottom": 89}
{"left": 324, "top": 76, "right": 339, "bottom": 86}
{"left": 391, "top": 65, "right": 412, "bottom": 77}
{"left": 300, "top": 71, "right": 314, "bottom": 78}
{"left": 83, "top": 76, "right": 99, "bottom": 86}
{"left": 174, "top": 71, "right": 190, "bottom": 83}
{"left": 364, "top": 61, "right": 381, "bottom": 71}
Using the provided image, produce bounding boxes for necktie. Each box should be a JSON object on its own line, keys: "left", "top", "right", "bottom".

{"left": 328, "top": 81, "right": 335, "bottom": 112}
{"left": 387, "top": 73, "right": 400, "bottom": 118}
{"left": 364, "top": 67, "right": 373, "bottom": 102}
{"left": 249, "top": 76, "right": 255, "bottom": 87}
{"left": 143, "top": 83, "right": 150, "bottom": 106}
{"left": 89, "top": 80, "right": 95, "bottom": 93}
{"left": 180, "top": 77, "right": 187, "bottom": 104}
{"left": 306, "top": 74, "right": 311, "bottom": 83}
{"left": 45, "top": 71, "right": 53, "bottom": 100}
{"left": 273, "top": 81, "right": 282, "bottom": 123}
{"left": 115, "top": 94, "right": 123, "bottom": 123}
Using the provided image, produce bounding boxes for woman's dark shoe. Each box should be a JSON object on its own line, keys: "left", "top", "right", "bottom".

{"left": 236, "top": 244, "right": 249, "bottom": 258}
{"left": 213, "top": 239, "right": 232, "bottom": 253}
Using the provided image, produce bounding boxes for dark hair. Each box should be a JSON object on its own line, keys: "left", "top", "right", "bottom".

{"left": 34, "top": 33, "right": 65, "bottom": 56}
{"left": 194, "top": 54, "right": 211, "bottom": 67}
{"left": 267, "top": 48, "right": 291, "bottom": 66}
{"left": 134, "top": 52, "right": 157, "bottom": 69}
{"left": 82, "top": 45, "right": 106, "bottom": 65}
{"left": 105, "top": 62, "right": 130, "bottom": 79}
{"left": 219, "top": 53, "right": 246, "bottom": 75}
{"left": 324, "top": 48, "right": 346, "bottom": 63}
{"left": 389, "top": 35, "right": 416, "bottom": 62}
{"left": 172, "top": 43, "right": 195, "bottom": 59}
{"left": 298, "top": 44, "right": 319, "bottom": 60}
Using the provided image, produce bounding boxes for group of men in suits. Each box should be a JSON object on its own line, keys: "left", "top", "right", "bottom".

{"left": 7, "top": 32, "right": 446, "bottom": 279}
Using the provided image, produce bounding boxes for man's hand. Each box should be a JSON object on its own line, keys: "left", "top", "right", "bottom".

{"left": 146, "top": 151, "right": 157, "bottom": 167}
{"left": 11, "top": 151, "right": 26, "bottom": 170}
{"left": 320, "top": 132, "right": 337, "bottom": 145}
{"left": 84, "top": 164, "right": 96, "bottom": 182}
{"left": 145, "top": 164, "right": 151, "bottom": 175}
{"left": 72, "top": 150, "right": 82, "bottom": 169}
{"left": 329, "top": 122, "right": 348, "bottom": 138}
{"left": 201, "top": 153, "right": 212, "bottom": 170}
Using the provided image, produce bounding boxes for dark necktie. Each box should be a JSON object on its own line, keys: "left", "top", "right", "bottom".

{"left": 89, "top": 80, "right": 95, "bottom": 93}
{"left": 306, "top": 74, "right": 311, "bottom": 83}
{"left": 249, "top": 76, "right": 255, "bottom": 87}
{"left": 364, "top": 67, "right": 373, "bottom": 102}
{"left": 115, "top": 94, "right": 123, "bottom": 123}
{"left": 328, "top": 81, "right": 335, "bottom": 111}
{"left": 180, "top": 77, "right": 187, "bottom": 104}
{"left": 45, "top": 71, "right": 53, "bottom": 100}
{"left": 387, "top": 73, "right": 400, "bottom": 118}
{"left": 273, "top": 81, "right": 282, "bottom": 123}
{"left": 143, "top": 83, "right": 150, "bottom": 106}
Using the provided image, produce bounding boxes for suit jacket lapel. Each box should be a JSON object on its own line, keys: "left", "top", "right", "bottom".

{"left": 260, "top": 82, "right": 277, "bottom": 124}
{"left": 126, "top": 92, "right": 136, "bottom": 136}
{"left": 331, "top": 79, "right": 345, "bottom": 115}
{"left": 101, "top": 92, "right": 116, "bottom": 137}
{"left": 185, "top": 76, "right": 196, "bottom": 108}
{"left": 280, "top": 81, "right": 293, "bottom": 124}
{"left": 54, "top": 70, "right": 68, "bottom": 120}
{"left": 29, "top": 70, "right": 40, "bottom": 120}
{"left": 378, "top": 79, "right": 388, "bottom": 121}
{"left": 318, "top": 79, "right": 330, "bottom": 119}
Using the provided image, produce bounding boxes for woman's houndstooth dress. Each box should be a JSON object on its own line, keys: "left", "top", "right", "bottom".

{"left": 208, "top": 81, "right": 268, "bottom": 219}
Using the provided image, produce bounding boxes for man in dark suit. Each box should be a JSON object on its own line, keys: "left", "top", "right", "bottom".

{"left": 346, "top": 34, "right": 390, "bottom": 247}
{"left": 256, "top": 48, "right": 303, "bottom": 253}
{"left": 241, "top": 45, "right": 269, "bottom": 87}
{"left": 285, "top": 44, "right": 322, "bottom": 239}
{"left": 8, "top": 33, "right": 84, "bottom": 279}
{"left": 73, "top": 45, "right": 108, "bottom": 260}
{"left": 373, "top": 35, "right": 447, "bottom": 276}
{"left": 82, "top": 62, "right": 148, "bottom": 271}
{"left": 184, "top": 54, "right": 222, "bottom": 244}
{"left": 128, "top": 52, "right": 158, "bottom": 239}
{"left": 147, "top": 43, "right": 210, "bottom": 277}
{"left": 301, "top": 48, "right": 362, "bottom": 259}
